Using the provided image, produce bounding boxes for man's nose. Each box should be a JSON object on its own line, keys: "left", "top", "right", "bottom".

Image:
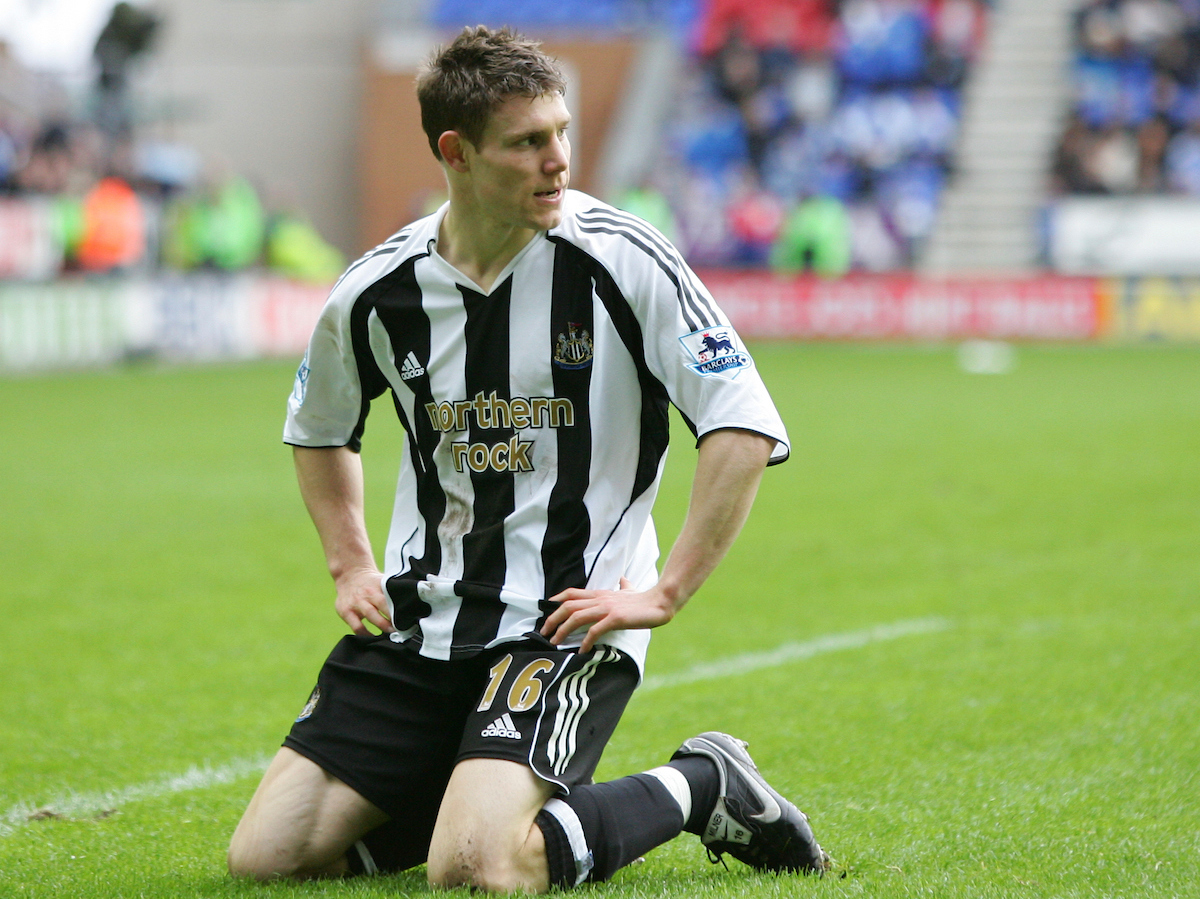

{"left": 544, "top": 135, "right": 569, "bottom": 172}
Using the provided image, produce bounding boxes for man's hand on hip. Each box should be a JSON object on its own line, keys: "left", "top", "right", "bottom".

{"left": 335, "top": 567, "right": 394, "bottom": 635}
{"left": 540, "top": 578, "right": 676, "bottom": 653}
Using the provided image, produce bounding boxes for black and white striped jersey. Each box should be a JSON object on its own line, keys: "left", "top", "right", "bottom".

{"left": 284, "top": 190, "right": 790, "bottom": 668}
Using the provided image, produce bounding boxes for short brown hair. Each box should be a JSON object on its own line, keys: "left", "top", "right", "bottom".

{"left": 416, "top": 25, "right": 566, "bottom": 160}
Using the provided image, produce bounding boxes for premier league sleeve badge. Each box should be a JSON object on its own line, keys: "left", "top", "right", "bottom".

{"left": 679, "top": 327, "right": 752, "bottom": 379}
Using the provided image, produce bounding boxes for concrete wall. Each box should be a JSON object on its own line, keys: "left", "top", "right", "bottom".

{"left": 138, "top": 0, "right": 378, "bottom": 255}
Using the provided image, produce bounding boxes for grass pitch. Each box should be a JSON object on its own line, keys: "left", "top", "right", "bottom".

{"left": 1, "top": 343, "right": 1197, "bottom": 898}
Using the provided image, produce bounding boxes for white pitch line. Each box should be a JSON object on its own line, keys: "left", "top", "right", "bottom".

{"left": 0, "top": 754, "right": 273, "bottom": 838}
{"left": 638, "top": 616, "right": 951, "bottom": 693}
{"left": 2, "top": 617, "right": 949, "bottom": 836}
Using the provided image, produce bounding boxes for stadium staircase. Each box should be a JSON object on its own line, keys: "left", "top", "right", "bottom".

{"left": 593, "top": 32, "right": 685, "bottom": 201}
{"left": 920, "top": 0, "right": 1077, "bottom": 274}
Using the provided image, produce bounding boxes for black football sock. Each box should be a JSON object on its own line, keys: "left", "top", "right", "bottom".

{"left": 536, "top": 774, "right": 684, "bottom": 885}
{"left": 534, "top": 756, "right": 721, "bottom": 887}
{"left": 666, "top": 754, "right": 720, "bottom": 834}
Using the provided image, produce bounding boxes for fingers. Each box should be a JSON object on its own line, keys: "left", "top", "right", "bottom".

{"left": 338, "top": 601, "right": 393, "bottom": 636}
{"left": 539, "top": 580, "right": 666, "bottom": 650}
{"left": 339, "top": 608, "right": 370, "bottom": 636}
{"left": 335, "top": 576, "right": 394, "bottom": 635}
{"left": 579, "top": 626, "right": 604, "bottom": 654}
{"left": 539, "top": 587, "right": 599, "bottom": 640}
{"left": 541, "top": 599, "right": 615, "bottom": 651}
{"left": 541, "top": 583, "right": 640, "bottom": 649}
{"left": 357, "top": 603, "right": 396, "bottom": 635}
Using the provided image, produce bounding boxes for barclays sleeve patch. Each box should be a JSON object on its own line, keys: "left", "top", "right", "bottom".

{"left": 679, "top": 327, "right": 752, "bottom": 379}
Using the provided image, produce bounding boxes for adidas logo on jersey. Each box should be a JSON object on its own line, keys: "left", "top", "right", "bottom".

{"left": 400, "top": 352, "right": 425, "bottom": 381}
{"left": 481, "top": 713, "right": 521, "bottom": 740}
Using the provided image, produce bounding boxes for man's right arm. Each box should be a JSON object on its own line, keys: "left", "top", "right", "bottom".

{"left": 293, "top": 445, "right": 394, "bottom": 635}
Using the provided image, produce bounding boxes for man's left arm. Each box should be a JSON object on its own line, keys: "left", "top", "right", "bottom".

{"left": 540, "top": 427, "right": 775, "bottom": 652}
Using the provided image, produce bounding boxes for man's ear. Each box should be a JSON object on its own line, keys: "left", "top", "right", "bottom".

{"left": 438, "top": 131, "right": 470, "bottom": 172}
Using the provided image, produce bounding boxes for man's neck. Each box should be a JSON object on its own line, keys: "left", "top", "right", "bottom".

{"left": 438, "top": 205, "right": 538, "bottom": 294}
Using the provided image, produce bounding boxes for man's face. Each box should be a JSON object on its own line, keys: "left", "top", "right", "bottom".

{"left": 463, "top": 92, "right": 571, "bottom": 233}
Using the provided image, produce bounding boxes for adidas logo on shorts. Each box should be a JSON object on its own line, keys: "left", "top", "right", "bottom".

{"left": 400, "top": 351, "right": 426, "bottom": 381}
{"left": 481, "top": 713, "right": 521, "bottom": 740}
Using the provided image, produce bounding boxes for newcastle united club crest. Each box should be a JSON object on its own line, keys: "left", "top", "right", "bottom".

{"left": 554, "top": 323, "right": 594, "bottom": 369}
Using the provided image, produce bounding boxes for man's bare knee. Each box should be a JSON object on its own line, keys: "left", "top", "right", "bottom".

{"left": 226, "top": 838, "right": 282, "bottom": 881}
{"left": 427, "top": 759, "right": 554, "bottom": 893}
{"left": 428, "top": 850, "right": 532, "bottom": 894}
{"left": 426, "top": 812, "right": 550, "bottom": 892}
{"left": 428, "top": 843, "right": 488, "bottom": 890}
{"left": 426, "top": 848, "right": 472, "bottom": 890}
{"left": 227, "top": 828, "right": 349, "bottom": 881}
{"left": 227, "top": 748, "right": 379, "bottom": 881}
{"left": 227, "top": 834, "right": 290, "bottom": 881}
{"left": 227, "top": 806, "right": 293, "bottom": 880}
{"left": 227, "top": 838, "right": 350, "bottom": 881}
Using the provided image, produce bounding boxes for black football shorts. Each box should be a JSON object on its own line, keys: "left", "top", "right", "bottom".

{"left": 282, "top": 632, "right": 638, "bottom": 869}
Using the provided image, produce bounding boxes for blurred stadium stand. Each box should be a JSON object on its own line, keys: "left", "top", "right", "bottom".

{"left": 1043, "top": 0, "right": 1200, "bottom": 272}
{"left": 923, "top": 0, "right": 1076, "bottom": 273}
{"left": 655, "top": 0, "right": 984, "bottom": 273}
{"left": 3, "top": 0, "right": 1200, "bottom": 371}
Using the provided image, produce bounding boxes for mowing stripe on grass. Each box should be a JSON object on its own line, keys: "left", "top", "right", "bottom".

{"left": 1, "top": 618, "right": 947, "bottom": 835}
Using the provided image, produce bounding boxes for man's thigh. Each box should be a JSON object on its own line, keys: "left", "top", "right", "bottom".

{"left": 256, "top": 635, "right": 484, "bottom": 873}
{"left": 422, "top": 644, "right": 640, "bottom": 888}
{"left": 228, "top": 747, "right": 388, "bottom": 879}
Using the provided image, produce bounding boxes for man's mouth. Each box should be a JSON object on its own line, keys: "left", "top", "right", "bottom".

{"left": 536, "top": 189, "right": 562, "bottom": 200}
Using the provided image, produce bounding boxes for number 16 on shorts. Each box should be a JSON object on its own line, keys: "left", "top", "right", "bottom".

{"left": 462, "top": 645, "right": 637, "bottom": 788}
{"left": 478, "top": 653, "right": 558, "bottom": 714}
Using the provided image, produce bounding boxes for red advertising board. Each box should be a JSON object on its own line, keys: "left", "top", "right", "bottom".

{"left": 251, "top": 276, "right": 330, "bottom": 357}
{"left": 697, "top": 271, "right": 1107, "bottom": 340}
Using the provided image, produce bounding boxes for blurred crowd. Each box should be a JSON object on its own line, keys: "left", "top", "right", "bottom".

{"left": 646, "top": 0, "right": 989, "bottom": 273}
{"left": 1052, "top": 0, "right": 1200, "bottom": 195}
{"left": 0, "top": 4, "right": 344, "bottom": 282}
{"left": 5, "top": 0, "right": 994, "bottom": 281}
{"left": 0, "top": 113, "right": 345, "bottom": 282}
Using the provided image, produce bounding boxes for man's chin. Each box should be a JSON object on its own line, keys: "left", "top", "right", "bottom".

{"left": 532, "top": 211, "right": 564, "bottom": 232}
